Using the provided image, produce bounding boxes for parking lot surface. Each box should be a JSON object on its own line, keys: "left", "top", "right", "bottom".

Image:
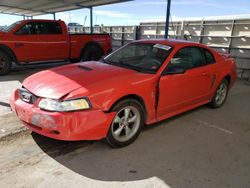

{"left": 0, "top": 66, "right": 250, "bottom": 188}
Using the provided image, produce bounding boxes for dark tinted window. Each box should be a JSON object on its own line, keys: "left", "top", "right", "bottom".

{"left": 204, "top": 49, "right": 215, "bottom": 64}
{"left": 46, "top": 22, "right": 62, "bottom": 34}
{"left": 168, "top": 47, "right": 205, "bottom": 70}
{"left": 15, "top": 22, "right": 62, "bottom": 35}
{"left": 15, "top": 23, "right": 34, "bottom": 34}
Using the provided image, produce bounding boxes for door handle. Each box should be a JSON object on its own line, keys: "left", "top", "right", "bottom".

{"left": 201, "top": 72, "right": 209, "bottom": 77}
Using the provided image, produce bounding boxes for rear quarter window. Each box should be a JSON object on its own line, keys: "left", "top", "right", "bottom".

{"left": 204, "top": 49, "right": 216, "bottom": 64}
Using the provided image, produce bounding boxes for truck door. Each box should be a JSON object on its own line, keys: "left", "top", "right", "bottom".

{"left": 11, "top": 22, "right": 42, "bottom": 62}
{"left": 36, "top": 21, "right": 69, "bottom": 60}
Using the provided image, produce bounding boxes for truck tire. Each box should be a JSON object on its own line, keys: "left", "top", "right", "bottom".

{"left": 0, "top": 51, "right": 12, "bottom": 75}
{"left": 81, "top": 44, "right": 103, "bottom": 62}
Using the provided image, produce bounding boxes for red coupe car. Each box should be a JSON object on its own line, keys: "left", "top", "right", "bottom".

{"left": 10, "top": 39, "right": 237, "bottom": 147}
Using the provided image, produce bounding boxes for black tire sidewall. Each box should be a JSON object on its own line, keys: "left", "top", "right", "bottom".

{"left": 106, "top": 99, "right": 145, "bottom": 148}
{"left": 0, "top": 51, "right": 11, "bottom": 75}
{"left": 210, "top": 79, "right": 229, "bottom": 108}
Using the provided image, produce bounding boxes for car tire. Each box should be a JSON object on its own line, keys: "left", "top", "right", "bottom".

{"left": 81, "top": 44, "right": 103, "bottom": 62}
{"left": 210, "top": 79, "right": 229, "bottom": 108}
{"left": 0, "top": 51, "right": 12, "bottom": 75}
{"left": 106, "top": 99, "right": 145, "bottom": 148}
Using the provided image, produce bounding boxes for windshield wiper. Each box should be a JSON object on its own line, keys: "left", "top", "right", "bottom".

{"left": 102, "top": 59, "right": 155, "bottom": 74}
{"left": 118, "top": 61, "right": 155, "bottom": 73}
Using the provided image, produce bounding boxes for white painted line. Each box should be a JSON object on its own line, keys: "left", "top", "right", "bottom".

{"left": 196, "top": 120, "right": 233, "bottom": 135}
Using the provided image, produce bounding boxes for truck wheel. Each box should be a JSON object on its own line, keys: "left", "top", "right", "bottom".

{"left": 0, "top": 51, "right": 12, "bottom": 75}
{"left": 70, "top": 59, "right": 80, "bottom": 63}
{"left": 106, "top": 99, "right": 145, "bottom": 148}
{"left": 210, "top": 79, "right": 229, "bottom": 108}
{"left": 81, "top": 44, "right": 103, "bottom": 61}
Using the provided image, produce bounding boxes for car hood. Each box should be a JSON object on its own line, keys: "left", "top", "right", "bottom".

{"left": 23, "top": 61, "right": 147, "bottom": 99}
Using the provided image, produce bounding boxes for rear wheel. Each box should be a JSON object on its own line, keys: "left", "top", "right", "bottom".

{"left": 210, "top": 79, "right": 229, "bottom": 108}
{"left": 106, "top": 99, "right": 144, "bottom": 148}
{"left": 81, "top": 44, "right": 103, "bottom": 62}
{"left": 0, "top": 51, "right": 12, "bottom": 75}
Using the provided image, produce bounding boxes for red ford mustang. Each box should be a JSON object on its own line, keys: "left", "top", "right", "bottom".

{"left": 10, "top": 39, "right": 237, "bottom": 147}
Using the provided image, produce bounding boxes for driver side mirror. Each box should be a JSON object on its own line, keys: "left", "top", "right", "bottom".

{"left": 162, "top": 66, "right": 186, "bottom": 76}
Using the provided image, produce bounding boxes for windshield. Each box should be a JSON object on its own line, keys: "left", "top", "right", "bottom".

{"left": 103, "top": 43, "right": 172, "bottom": 73}
{"left": 3, "top": 21, "right": 22, "bottom": 32}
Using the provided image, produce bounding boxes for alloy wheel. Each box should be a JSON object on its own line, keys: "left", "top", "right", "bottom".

{"left": 111, "top": 106, "right": 141, "bottom": 142}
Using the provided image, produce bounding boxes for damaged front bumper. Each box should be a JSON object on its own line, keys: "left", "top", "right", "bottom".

{"left": 10, "top": 89, "right": 115, "bottom": 141}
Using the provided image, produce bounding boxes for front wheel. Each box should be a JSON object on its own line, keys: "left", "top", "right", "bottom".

{"left": 106, "top": 99, "right": 145, "bottom": 148}
{"left": 210, "top": 79, "right": 229, "bottom": 108}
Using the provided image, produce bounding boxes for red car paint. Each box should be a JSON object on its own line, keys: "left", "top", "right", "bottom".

{"left": 0, "top": 19, "right": 111, "bottom": 63}
{"left": 10, "top": 39, "right": 237, "bottom": 141}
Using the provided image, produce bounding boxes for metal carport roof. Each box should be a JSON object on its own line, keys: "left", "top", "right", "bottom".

{"left": 0, "top": 0, "right": 171, "bottom": 37}
{"left": 0, "top": 0, "right": 131, "bottom": 17}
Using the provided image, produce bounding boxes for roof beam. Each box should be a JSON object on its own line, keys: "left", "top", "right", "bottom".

{"left": 0, "top": 4, "right": 50, "bottom": 15}
{"left": 0, "top": 0, "right": 132, "bottom": 17}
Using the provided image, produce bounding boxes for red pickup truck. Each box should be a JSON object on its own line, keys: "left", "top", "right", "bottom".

{"left": 0, "top": 19, "right": 112, "bottom": 75}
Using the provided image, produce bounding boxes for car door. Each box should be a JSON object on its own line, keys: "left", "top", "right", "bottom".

{"left": 11, "top": 22, "right": 41, "bottom": 62}
{"left": 37, "top": 21, "right": 69, "bottom": 60}
{"left": 157, "top": 46, "right": 213, "bottom": 120}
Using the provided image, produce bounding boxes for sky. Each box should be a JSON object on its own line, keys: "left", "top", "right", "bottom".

{"left": 0, "top": 0, "right": 250, "bottom": 26}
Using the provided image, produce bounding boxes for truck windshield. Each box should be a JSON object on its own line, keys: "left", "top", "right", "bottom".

{"left": 4, "top": 21, "right": 22, "bottom": 32}
{"left": 103, "top": 43, "right": 172, "bottom": 73}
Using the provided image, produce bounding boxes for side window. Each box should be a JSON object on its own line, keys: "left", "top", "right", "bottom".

{"left": 35, "top": 22, "right": 48, "bottom": 34}
{"left": 46, "top": 22, "right": 62, "bottom": 34}
{"left": 15, "top": 22, "right": 62, "bottom": 35}
{"left": 204, "top": 49, "right": 215, "bottom": 64}
{"left": 168, "top": 47, "right": 205, "bottom": 70}
{"left": 190, "top": 47, "right": 205, "bottom": 68}
{"left": 15, "top": 23, "right": 34, "bottom": 35}
{"left": 170, "top": 47, "right": 193, "bottom": 69}
{"left": 34, "top": 22, "right": 62, "bottom": 35}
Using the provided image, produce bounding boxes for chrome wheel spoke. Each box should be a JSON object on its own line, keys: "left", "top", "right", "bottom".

{"left": 114, "top": 126, "right": 124, "bottom": 136}
{"left": 128, "top": 115, "right": 137, "bottom": 123}
{"left": 215, "top": 83, "right": 227, "bottom": 105}
{"left": 216, "top": 95, "right": 220, "bottom": 102}
{"left": 125, "top": 126, "right": 132, "bottom": 136}
{"left": 124, "top": 108, "right": 131, "bottom": 120}
{"left": 113, "top": 116, "right": 122, "bottom": 123}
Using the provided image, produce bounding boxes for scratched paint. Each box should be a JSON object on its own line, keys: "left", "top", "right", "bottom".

{"left": 31, "top": 114, "right": 56, "bottom": 130}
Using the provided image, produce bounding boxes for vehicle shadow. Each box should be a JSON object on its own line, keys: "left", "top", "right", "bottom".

{"left": 32, "top": 105, "right": 219, "bottom": 183}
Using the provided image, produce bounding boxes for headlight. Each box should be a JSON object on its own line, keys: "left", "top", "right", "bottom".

{"left": 38, "top": 98, "right": 91, "bottom": 112}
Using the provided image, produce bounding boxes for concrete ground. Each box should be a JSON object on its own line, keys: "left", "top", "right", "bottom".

{"left": 0, "top": 65, "right": 250, "bottom": 188}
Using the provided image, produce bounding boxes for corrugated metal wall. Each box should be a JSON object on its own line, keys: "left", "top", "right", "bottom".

{"left": 76, "top": 18, "right": 250, "bottom": 79}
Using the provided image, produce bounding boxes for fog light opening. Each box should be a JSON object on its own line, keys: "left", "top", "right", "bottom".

{"left": 50, "top": 130, "right": 60, "bottom": 135}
